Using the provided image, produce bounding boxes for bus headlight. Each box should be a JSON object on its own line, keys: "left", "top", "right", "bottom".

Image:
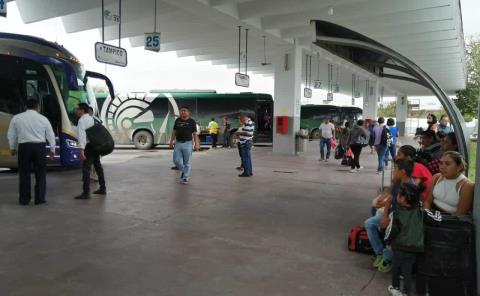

{"left": 65, "top": 139, "right": 79, "bottom": 148}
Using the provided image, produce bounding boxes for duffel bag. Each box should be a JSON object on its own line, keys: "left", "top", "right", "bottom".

{"left": 348, "top": 225, "right": 373, "bottom": 254}
{"left": 86, "top": 123, "right": 115, "bottom": 156}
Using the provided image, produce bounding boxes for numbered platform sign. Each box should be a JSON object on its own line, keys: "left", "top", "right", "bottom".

{"left": 95, "top": 42, "right": 127, "bottom": 67}
{"left": 304, "top": 88, "right": 312, "bottom": 98}
{"left": 0, "top": 0, "right": 7, "bottom": 17}
{"left": 145, "top": 32, "right": 160, "bottom": 52}
{"left": 235, "top": 73, "right": 250, "bottom": 88}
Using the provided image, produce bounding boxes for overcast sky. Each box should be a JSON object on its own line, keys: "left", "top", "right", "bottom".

{"left": 1, "top": 0, "right": 479, "bottom": 106}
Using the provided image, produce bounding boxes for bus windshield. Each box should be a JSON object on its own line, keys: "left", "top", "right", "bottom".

{"left": 52, "top": 62, "right": 95, "bottom": 123}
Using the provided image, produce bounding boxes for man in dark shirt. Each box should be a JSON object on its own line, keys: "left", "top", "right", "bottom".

{"left": 169, "top": 106, "right": 200, "bottom": 184}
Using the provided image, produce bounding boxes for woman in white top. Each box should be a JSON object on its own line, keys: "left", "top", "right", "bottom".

{"left": 424, "top": 151, "right": 474, "bottom": 215}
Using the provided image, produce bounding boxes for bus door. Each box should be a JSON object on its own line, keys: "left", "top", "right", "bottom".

{"left": 254, "top": 100, "right": 273, "bottom": 143}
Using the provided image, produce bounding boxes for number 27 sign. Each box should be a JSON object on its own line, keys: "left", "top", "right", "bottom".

{"left": 144, "top": 32, "right": 160, "bottom": 52}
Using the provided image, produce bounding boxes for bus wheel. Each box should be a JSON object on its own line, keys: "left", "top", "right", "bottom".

{"left": 311, "top": 129, "right": 321, "bottom": 139}
{"left": 133, "top": 130, "right": 154, "bottom": 150}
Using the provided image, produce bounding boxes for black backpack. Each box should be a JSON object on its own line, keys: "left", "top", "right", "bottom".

{"left": 380, "top": 126, "right": 392, "bottom": 146}
{"left": 86, "top": 122, "right": 115, "bottom": 156}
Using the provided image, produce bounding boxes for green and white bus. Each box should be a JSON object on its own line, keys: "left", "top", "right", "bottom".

{"left": 96, "top": 90, "right": 273, "bottom": 149}
{"left": 300, "top": 104, "right": 363, "bottom": 139}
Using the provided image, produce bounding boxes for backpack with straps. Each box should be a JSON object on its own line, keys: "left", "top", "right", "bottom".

{"left": 85, "top": 121, "right": 115, "bottom": 156}
{"left": 380, "top": 126, "right": 392, "bottom": 146}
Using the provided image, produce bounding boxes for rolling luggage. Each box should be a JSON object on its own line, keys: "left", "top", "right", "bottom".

{"left": 416, "top": 215, "right": 476, "bottom": 296}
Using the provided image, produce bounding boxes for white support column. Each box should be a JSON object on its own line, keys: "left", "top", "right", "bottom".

{"left": 396, "top": 95, "right": 408, "bottom": 136}
{"left": 272, "top": 45, "right": 302, "bottom": 155}
{"left": 362, "top": 80, "right": 378, "bottom": 120}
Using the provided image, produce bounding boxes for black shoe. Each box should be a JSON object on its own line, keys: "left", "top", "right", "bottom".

{"left": 236, "top": 166, "right": 243, "bottom": 171}
{"left": 93, "top": 189, "right": 107, "bottom": 195}
{"left": 171, "top": 166, "right": 180, "bottom": 170}
{"left": 238, "top": 174, "right": 251, "bottom": 177}
{"left": 34, "top": 200, "right": 47, "bottom": 205}
{"left": 74, "top": 193, "right": 90, "bottom": 199}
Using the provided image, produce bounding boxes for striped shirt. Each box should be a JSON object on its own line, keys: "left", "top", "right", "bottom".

{"left": 239, "top": 119, "right": 254, "bottom": 144}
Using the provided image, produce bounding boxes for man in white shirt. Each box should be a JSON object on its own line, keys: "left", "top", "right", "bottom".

{"left": 7, "top": 99, "right": 55, "bottom": 205}
{"left": 74, "top": 103, "right": 106, "bottom": 199}
{"left": 319, "top": 117, "right": 335, "bottom": 162}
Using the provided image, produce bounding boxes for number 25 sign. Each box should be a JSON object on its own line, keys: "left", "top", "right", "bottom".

{"left": 144, "top": 32, "right": 160, "bottom": 52}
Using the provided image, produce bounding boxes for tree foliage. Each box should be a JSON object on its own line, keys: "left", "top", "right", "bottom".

{"left": 455, "top": 37, "right": 480, "bottom": 120}
{"left": 378, "top": 101, "right": 396, "bottom": 117}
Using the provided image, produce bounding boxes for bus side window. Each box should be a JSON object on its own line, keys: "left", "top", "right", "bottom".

{"left": 0, "top": 78, "right": 24, "bottom": 115}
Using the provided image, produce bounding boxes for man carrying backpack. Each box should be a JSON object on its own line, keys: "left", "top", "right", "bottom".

{"left": 74, "top": 103, "right": 107, "bottom": 199}
{"left": 373, "top": 117, "right": 391, "bottom": 174}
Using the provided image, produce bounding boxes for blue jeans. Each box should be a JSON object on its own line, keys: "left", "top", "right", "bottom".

{"left": 240, "top": 142, "right": 253, "bottom": 176}
{"left": 364, "top": 213, "right": 392, "bottom": 261}
{"left": 173, "top": 141, "right": 193, "bottom": 178}
{"left": 223, "top": 132, "right": 231, "bottom": 147}
{"left": 320, "top": 137, "right": 332, "bottom": 159}
{"left": 375, "top": 144, "right": 387, "bottom": 172}
{"left": 384, "top": 142, "right": 396, "bottom": 166}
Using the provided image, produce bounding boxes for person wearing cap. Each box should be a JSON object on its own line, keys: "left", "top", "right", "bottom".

{"left": 7, "top": 99, "right": 56, "bottom": 205}
{"left": 418, "top": 130, "right": 442, "bottom": 175}
{"left": 319, "top": 117, "right": 335, "bottom": 162}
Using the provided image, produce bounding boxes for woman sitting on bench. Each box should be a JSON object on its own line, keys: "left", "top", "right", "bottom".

{"left": 423, "top": 151, "right": 474, "bottom": 216}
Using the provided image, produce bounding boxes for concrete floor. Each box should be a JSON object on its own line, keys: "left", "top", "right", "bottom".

{"left": 0, "top": 141, "right": 392, "bottom": 296}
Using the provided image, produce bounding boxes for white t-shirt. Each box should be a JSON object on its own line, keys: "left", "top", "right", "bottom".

{"left": 319, "top": 122, "right": 335, "bottom": 139}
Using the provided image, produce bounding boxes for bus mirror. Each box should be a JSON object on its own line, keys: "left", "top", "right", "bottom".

{"left": 84, "top": 71, "right": 115, "bottom": 100}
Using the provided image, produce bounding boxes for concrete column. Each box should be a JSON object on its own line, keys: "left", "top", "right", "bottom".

{"left": 272, "top": 45, "right": 302, "bottom": 155}
{"left": 362, "top": 80, "right": 378, "bottom": 120}
{"left": 396, "top": 95, "right": 407, "bottom": 136}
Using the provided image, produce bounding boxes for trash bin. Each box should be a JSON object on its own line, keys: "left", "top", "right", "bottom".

{"left": 296, "top": 129, "right": 309, "bottom": 154}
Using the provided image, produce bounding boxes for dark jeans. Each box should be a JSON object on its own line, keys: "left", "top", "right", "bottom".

{"left": 375, "top": 144, "right": 387, "bottom": 172}
{"left": 223, "top": 132, "right": 231, "bottom": 147}
{"left": 82, "top": 145, "right": 106, "bottom": 194}
{"left": 237, "top": 142, "right": 243, "bottom": 168}
{"left": 18, "top": 142, "right": 46, "bottom": 205}
{"left": 240, "top": 142, "right": 253, "bottom": 176}
{"left": 392, "top": 250, "right": 416, "bottom": 295}
{"left": 350, "top": 143, "right": 363, "bottom": 169}
{"left": 210, "top": 133, "right": 218, "bottom": 148}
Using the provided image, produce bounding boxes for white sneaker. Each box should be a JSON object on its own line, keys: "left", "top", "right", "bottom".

{"left": 387, "top": 285, "right": 403, "bottom": 296}
{"left": 181, "top": 178, "right": 189, "bottom": 184}
{"left": 349, "top": 169, "right": 357, "bottom": 173}
{"left": 358, "top": 166, "right": 364, "bottom": 170}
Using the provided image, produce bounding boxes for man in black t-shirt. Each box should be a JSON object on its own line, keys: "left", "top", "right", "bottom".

{"left": 169, "top": 106, "right": 200, "bottom": 184}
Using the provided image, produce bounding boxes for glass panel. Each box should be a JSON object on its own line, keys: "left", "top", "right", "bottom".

{"left": 0, "top": 55, "right": 61, "bottom": 133}
{"left": 52, "top": 63, "right": 93, "bottom": 124}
